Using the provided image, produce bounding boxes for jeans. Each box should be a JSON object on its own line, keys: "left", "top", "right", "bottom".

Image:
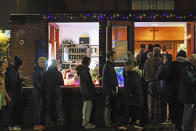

{"left": 33, "top": 90, "right": 43, "bottom": 125}
{"left": 45, "top": 95, "right": 63, "bottom": 123}
{"left": 148, "top": 81, "right": 161, "bottom": 122}
{"left": 183, "top": 104, "right": 195, "bottom": 131}
{"left": 82, "top": 101, "right": 93, "bottom": 122}
{"left": 121, "top": 105, "right": 141, "bottom": 126}
{"left": 104, "top": 95, "right": 115, "bottom": 125}
{"left": 8, "top": 96, "right": 23, "bottom": 127}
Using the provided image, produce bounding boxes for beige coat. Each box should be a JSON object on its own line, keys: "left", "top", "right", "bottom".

{"left": 0, "top": 73, "right": 8, "bottom": 106}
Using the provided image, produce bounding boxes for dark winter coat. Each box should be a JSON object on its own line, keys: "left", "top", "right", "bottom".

{"left": 5, "top": 64, "right": 23, "bottom": 102}
{"left": 136, "top": 51, "right": 146, "bottom": 70}
{"left": 178, "top": 61, "right": 196, "bottom": 104}
{"left": 123, "top": 67, "right": 143, "bottom": 107}
{"left": 156, "top": 62, "right": 171, "bottom": 99}
{"left": 144, "top": 56, "right": 163, "bottom": 82}
{"left": 32, "top": 65, "right": 45, "bottom": 95}
{"left": 76, "top": 64, "right": 96, "bottom": 101}
{"left": 164, "top": 59, "right": 186, "bottom": 102}
{"left": 102, "top": 60, "right": 118, "bottom": 96}
{"left": 43, "top": 67, "right": 64, "bottom": 96}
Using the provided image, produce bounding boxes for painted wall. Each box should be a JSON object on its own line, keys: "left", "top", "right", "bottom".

{"left": 135, "top": 27, "right": 184, "bottom": 41}
{"left": 57, "top": 22, "right": 99, "bottom": 45}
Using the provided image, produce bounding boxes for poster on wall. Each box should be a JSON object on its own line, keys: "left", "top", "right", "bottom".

{"left": 114, "top": 41, "right": 127, "bottom": 62}
{"left": 68, "top": 46, "right": 87, "bottom": 61}
{"left": 91, "top": 45, "right": 99, "bottom": 57}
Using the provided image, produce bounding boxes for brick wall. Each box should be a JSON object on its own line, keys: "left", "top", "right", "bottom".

{"left": 9, "top": 22, "right": 47, "bottom": 80}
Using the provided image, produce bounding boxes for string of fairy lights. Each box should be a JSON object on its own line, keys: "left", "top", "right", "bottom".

{"left": 41, "top": 12, "right": 196, "bottom": 83}
{"left": 42, "top": 13, "right": 195, "bottom": 21}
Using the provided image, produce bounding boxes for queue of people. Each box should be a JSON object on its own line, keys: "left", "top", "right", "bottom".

{"left": 0, "top": 44, "right": 196, "bottom": 131}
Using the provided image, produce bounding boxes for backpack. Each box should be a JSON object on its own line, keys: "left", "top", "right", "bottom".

{"left": 179, "top": 62, "right": 196, "bottom": 104}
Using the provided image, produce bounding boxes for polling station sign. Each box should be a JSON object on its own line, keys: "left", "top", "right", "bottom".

{"left": 68, "top": 46, "right": 88, "bottom": 61}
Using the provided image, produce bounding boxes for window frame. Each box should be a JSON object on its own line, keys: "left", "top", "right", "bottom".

{"left": 131, "top": 0, "right": 176, "bottom": 10}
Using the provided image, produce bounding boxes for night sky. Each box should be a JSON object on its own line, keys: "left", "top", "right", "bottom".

{"left": 0, "top": 0, "right": 17, "bottom": 29}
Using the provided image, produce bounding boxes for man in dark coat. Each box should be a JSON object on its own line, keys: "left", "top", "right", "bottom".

{"left": 179, "top": 54, "right": 196, "bottom": 131}
{"left": 43, "top": 59, "right": 64, "bottom": 128}
{"left": 164, "top": 50, "right": 187, "bottom": 131}
{"left": 6, "top": 56, "right": 24, "bottom": 130}
{"left": 156, "top": 53, "right": 173, "bottom": 124}
{"left": 76, "top": 56, "right": 96, "bottom": 129}
{"left": 143, "top": 44, "right": 153, "bottom": 67}
{"left": 102, "top": 51, "right": 118, "bottom": 127}
{"left": 136, "top": 44, "right": 146, "bottom": 70}
{"left": 32, "top": 57, "right": 46, "bottom": 130}
{"left": 143, "top": 47, "right": 163, "bottom": 123}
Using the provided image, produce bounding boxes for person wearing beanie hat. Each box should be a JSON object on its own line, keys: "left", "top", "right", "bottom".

{"left": 32, "top": 57, "right": 47, "bottom": 130}
{"left": 14, "top": 56, "right": 23, "bottom": 71}
{"left": 162, "top": 50, "right": 190, "bottom": 131}
{"left": 118, "top": 52, "right": 143, "bottom": 130}
{"left": 43, "top": 59, "right": 64, "bottom": 127}
{"left": 6, "top": 56, "right": 24, "bottom": 130}
{"left": 175, "top": 50, "right": 187, "bottom": 62}
{"left": 38, "top": 57, "right": 46, "bottom": 65}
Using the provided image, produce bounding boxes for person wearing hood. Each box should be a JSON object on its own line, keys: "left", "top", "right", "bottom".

{"left": 6, "top": 56, "right": 24, "bottom": 131}
{"left": 118, "top": 52, "right": 143, "bottom": 130}
{"left": 43, "top": 59, "right": 64, "bottom": 128}
{"left": 32, "top": 57, "right": 46, "bottom": 130}
{"left": 76, "top": 56, "right": 96, "bottom": 129}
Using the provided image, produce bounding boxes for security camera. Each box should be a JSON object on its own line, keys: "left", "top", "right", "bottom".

{"left": 19, "top": 40, "right": 24, "bottom": 45}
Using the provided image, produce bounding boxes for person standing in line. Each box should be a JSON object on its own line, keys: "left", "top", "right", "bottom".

{"left": 0, "top": 60, "right": 11, "bottom": 130}
{"left": 118, "top": 52, "right": 144, "bottom": 130}
{"left": 156, "top": 53, "right": 173, "bottom": 124}
{"left": 76, "top": 56, "right": 96, "bottom": 129}
{"left": 32, "top": 57, "right": 46, "bottom": 130}
{"left": 143, "top": 47, "right": 163, "bottom": 123}
{"left": 178, "top": 54, "right": 196, "bottom": 131}
{"left": 43, "top": 59, "right": 64, "bottom": 128}
{"left": 6, "top": 56, "right": 24, "bottom": 131}
{"left": 102, "top": 51, "right": 119, "bottom": 127}
{"left": 163, "top": 50, "right": 187, "bottom": 131}
{"left": 136, "top": 44, "right": 146, "bottom": 71}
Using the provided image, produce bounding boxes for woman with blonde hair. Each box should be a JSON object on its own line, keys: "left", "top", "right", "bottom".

{"left": 0, "top": 60, "right": 11, "bottom": 109}
{"left": 0, "top": 60, "right": 11, "bottom": 130}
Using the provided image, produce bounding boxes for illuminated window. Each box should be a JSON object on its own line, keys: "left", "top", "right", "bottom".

{"left": 132, "top": 0, "right": 175, "bottom": 10}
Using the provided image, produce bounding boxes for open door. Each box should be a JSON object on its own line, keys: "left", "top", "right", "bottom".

{"left": 191, "top": 22, "right": 196, "bottom": 54}
{"left": 186, "top": 22, "right": 196, "bottom": 58}
{"left": 106, "top": 21, "right": 134, "bottom": 66}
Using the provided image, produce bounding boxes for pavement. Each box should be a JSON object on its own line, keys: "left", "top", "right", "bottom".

{"left": 2, "top": 122, "right": 177, "bottom": 131}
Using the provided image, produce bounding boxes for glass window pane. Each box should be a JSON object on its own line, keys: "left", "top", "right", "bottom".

{"left": 142, "top": 0, "right": 149, "bottom": 10}
{"left": 165, "top": 0, "right": 174, "bottom": 10}
{"left": 149, "top": 0, "right": 156, "bottom": 10}
{"left": 157, "top": 0, "right": 164, "bottom": 10}
{"left": 194, "top": 26, "right": 196, "bottom": 52}
{"left": 132, "top": 0, "right": 142, "bottom": 10}
{"left": 112, "top": 26, "right": 127, "bottom": 62}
